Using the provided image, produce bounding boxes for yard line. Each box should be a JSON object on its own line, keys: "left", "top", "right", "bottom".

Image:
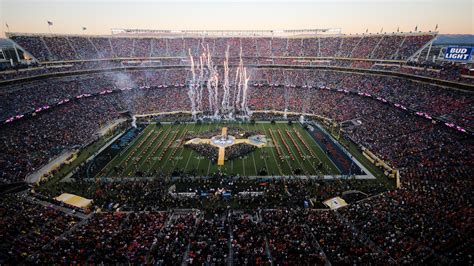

{"left": 281, "top": 126, "right": 318, "bottom": 175}
{"left": 299, "top": 125, "right": 341, "bottom": 174}
{"left": 281, "top": 125, "right": 316, "bottom": 174}
{"left": 147, "top": 125, "right": 174, "bottom": 173}
{"left": 288, "top": 128, "right": 320, "bottom": 174}
{"left": 102, "top": 125, "right": 152, "bottom": 177}
{"left": 269, "top": 126, "right": 294, "bottom": 174}
{"left": 259, "top": 123, "right": 284, "bottom": 176}
{"left": 293, "top": 128, "right": 319, "bottom": 159}
{"left": 206, "top": 160, "right": 212, "bottom": 176}
{"left": 194, "top": 122, "right": 212, "bottom": 175}
{"left": 155, "top": 128, "right": 182, "bottom": 171}
{"left": 163, "top": 123, "right": 192, "bottom": 174}
{"left": 159, "top": 125, "right": 186, "bottom": 172}
{"left": 120, "top": 128, "right": 157, "bottom": 176}
{"left": 245, "top": 123, "right": 259, "bottom": 175}
{"left": 276, "top": 123, "right": 306, "bottom": 174}
{"left": 180, "top": 123, "right": 198, "bottom": 173}
{"left": 133, "top": 129, "right": 165, "bottom": 175}
{"left": 205, "top": 123, "right": 214, "bottom": 176}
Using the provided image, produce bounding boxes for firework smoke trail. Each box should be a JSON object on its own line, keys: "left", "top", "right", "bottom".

{"left": 204, "top": 46, "right": 214, "bottom": 116}
{"left": 237, "top": 47, "right": 251, "bottom": 118}
{"left": 221, "top": 45, "right": 232, "bottom": 119}
{"left": 196, "top": 42, "right": 206, "bottom": 113}
{"left": 186, "top": 42, "right": 251, "bottom": 120}
{"left": 213, "top": 57, "right": 219, "bottom": 118}
{"left": 234, "top": 47, "right": 246, "bottom": 116}
{"left": 232, "top": 65, "right": 239, "bottom": 113}
{"left": 235, "top": 65, "right": 242, "bottom": 114}
{"left": 188, "top": 49, "right": 197, "bottom": 120}
{"left": 204, "top": 45, "right": 220, "bottom": 118}
{"left": 196, "top": 55, "right": 204, "bottom": 113}
{"left": 240, "top": 67, "right": 251, "bottom": 117}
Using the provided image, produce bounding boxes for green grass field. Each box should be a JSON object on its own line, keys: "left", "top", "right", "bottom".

{"left": 97, "top": 122, "right": 344, "bottom": 177}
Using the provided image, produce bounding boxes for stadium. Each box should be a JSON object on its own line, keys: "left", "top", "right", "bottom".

{"left": 0, "top": 1, "right": 473, "bottom": 265}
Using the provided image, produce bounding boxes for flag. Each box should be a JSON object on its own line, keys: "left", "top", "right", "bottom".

{"left": 5, "top": 23, "right": 9, "bottom": 31}
{"left": 397, "top": 26, "right": 399, "bottom": 32}
{"left": 435, "top": 24, "right": 438, "bottom": 31}
{"left": 82, "top": 27, "right": 87, "bottom": 31}
{"left": 47, "top": 21, "right": 53, "bottom": 26}
{"left": 365, "top": 28, "right": 368, "bottom": 33}
{"left": 380, "top": 27, "right": 383, "bottom": 33}
{"left": 415, "top": 25, "right": 418, "bottom": 31}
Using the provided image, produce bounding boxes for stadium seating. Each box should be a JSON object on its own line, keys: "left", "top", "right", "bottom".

{"left": 7, "top": 33, "right": 434, "bottom": 62}
{"left": 0, "top": 32, "right": 472, "bottom": 265}
{"left": 1, "top": 69, "right": 471, "bottom": 184}
{"left": 5, "top": 32, "right": 473, "bottom": 86}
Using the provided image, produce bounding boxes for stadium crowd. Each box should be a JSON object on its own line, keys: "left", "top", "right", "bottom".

{"left": 0, "top": 193, "right": 80, "bottom": 264}
{"left": 0, "top": 38, "right": 472, "bottom": 264}
{"left": 6, "top": 187, "right": 470, "bottom": 265}
{"left": 9, "top": 33, "right": 434, "bottom": 61}
{"left": 0, "top": 150, "right": 471, "bottom": 264}
{"left": 1, "top": 68, "right": 472, "bottom": 185}
{"left": 2, "top": 69, "right": 472, "bottom": 127}
{"left": 5, "top": 34, "right": 474, "bottom": 89}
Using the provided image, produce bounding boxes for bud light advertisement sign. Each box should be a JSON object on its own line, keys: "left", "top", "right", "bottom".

{"left": 444, "top": 47, "right": 472, "bottom": 61}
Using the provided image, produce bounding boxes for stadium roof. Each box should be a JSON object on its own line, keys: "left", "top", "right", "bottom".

{"left": 0, "top": 38, "right": 15, "bottom": 48}
{"left": 110, "top": 28, "right": 343, "bottom": 37}
{"left": 433, "top": 35, "right": 474, "bottom": 46}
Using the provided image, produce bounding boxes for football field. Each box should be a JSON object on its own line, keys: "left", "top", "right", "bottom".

{"left": 97, "top": 122, "right": 347, "bottom": 177}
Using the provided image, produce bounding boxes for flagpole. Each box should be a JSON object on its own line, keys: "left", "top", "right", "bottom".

{"left": 47, "top": 21, "right": 52, "bottom": 34}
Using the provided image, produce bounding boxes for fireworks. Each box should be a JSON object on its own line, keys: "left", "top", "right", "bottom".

{"left": 187, "top": 43, "right": 251, "bottom": 121}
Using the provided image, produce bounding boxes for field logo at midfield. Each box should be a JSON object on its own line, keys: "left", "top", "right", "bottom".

{"left": 444, "top": 47, "right": 473, "bottom": 61}
{"left": 185, "top": 127, "right": 267, "bottom": 166}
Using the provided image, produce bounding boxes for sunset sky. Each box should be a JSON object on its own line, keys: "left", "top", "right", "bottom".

{"left": 0, "top": 0, "right": 472, "bottom": 37}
